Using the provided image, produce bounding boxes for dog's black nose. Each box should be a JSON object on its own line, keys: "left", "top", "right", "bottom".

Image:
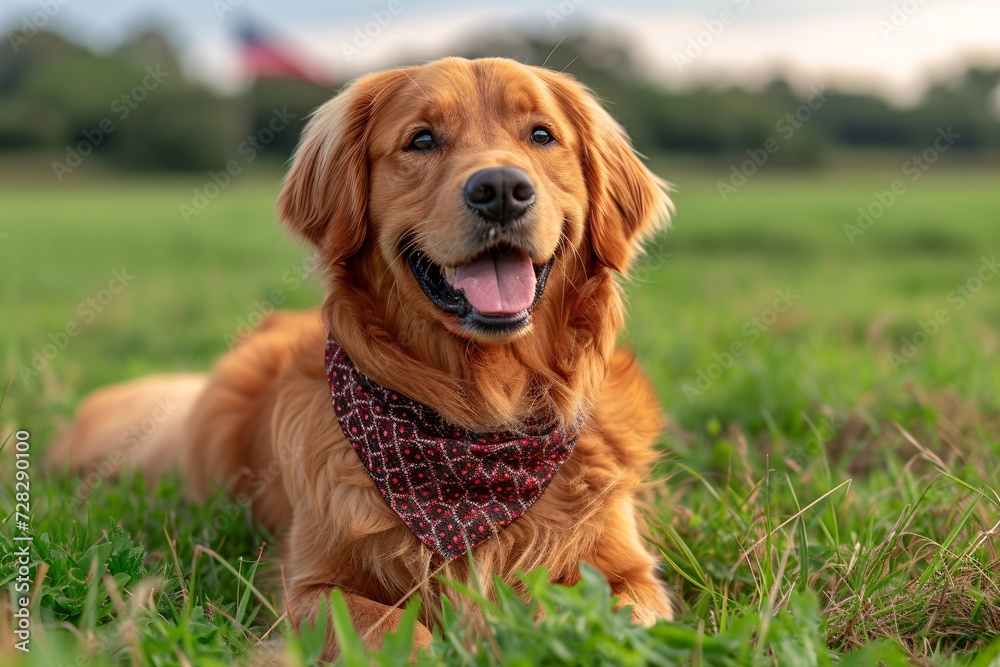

{"left": 464, "top": 167, "right": 535, "bottom": 225}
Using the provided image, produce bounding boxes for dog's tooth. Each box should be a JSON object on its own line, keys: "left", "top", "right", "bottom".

{"left": 444, "top": 266, "right": 456, "bottom": 283}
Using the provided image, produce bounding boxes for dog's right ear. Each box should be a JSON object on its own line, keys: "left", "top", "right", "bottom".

{"left": 278, "top": 70, "right": 403, "bottom": 263}
{"left": 534, "top": 68, "right": 671, "bottom": 274}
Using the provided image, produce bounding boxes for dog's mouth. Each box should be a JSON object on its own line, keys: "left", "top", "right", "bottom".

{"left": 407, "top": 245, "right": 554, "bottom": 335}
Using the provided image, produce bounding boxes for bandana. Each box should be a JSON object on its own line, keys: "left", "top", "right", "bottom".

{"left": 325, "top": 339, "right": 578, "bottom": 560}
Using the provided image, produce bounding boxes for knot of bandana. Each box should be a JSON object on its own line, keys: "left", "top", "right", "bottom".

{"left": 325, "top": 339, "right": 578, "bottom": 560}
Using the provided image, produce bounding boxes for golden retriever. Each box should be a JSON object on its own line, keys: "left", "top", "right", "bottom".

{"left": 52, "top": 56, "right": 673, "bottom": 658}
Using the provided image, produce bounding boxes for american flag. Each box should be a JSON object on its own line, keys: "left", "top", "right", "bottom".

{"left": 236, "top": 21, "right": 328, "bottom": 83}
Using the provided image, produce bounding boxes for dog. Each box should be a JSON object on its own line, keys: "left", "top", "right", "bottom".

{"left": 51, "top": 56, "right": 674, "bottom": 659}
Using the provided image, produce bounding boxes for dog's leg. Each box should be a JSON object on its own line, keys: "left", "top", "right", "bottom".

{"left": 589, "top": 498, "right": 673, "bottom": 625}
{"left": 286, "top": 584, "right": 433, "bottom": 661}
{"left": 48, "top": 374, "right": 208, "bottom": 484}
{"left": 580, "top": 349, "right": 672, "bottom": 624}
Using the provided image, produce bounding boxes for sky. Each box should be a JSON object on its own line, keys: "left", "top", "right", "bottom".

{"left": 4, "top": 0, "right": 1000, "bottom": 104}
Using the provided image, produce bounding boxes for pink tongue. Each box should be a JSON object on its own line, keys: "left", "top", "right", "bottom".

{"left": 450, "top": 250, "right": 537, "bottom": 315}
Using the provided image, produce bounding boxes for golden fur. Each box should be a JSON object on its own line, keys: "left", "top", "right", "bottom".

{"left": 51, "top": 57, "right": 674, "bottom": 658}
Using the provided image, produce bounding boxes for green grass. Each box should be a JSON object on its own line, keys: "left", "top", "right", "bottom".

{"left": 1, "top": 165, "right": 999, "bottom": 665}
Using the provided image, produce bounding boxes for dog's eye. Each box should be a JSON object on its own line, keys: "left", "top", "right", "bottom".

{"left": 407, "top": 131, "right": 436, "bottom": 151}
{"left": 530, "top": 127, "right": 554, "bottom": 145}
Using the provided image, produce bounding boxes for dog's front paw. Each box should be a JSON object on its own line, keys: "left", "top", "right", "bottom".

{"left": 614, "top": 585, "right": 673, "bottom": 626}
{"left": 620, "top": 600, "right": 661, "bottom": 627}
{"left": 287, "top": 584, "right": 434, "bottom": 662}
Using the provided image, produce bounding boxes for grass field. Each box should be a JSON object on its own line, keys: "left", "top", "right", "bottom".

{"left": 1, "top": 165, "right": 999, "bottom": 666}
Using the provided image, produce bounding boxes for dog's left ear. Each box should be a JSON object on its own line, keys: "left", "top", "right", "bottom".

{"left": 538, "top": 70, "right": 672, "bottom": 273}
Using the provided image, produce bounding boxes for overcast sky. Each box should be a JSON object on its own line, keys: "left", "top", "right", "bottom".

{"left": 4, "top": 0, "right": 999, "bottom": 104}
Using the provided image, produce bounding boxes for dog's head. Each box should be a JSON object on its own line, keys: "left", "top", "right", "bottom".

{"left": 279, "top": 57, "right": 670, "bottom": 345}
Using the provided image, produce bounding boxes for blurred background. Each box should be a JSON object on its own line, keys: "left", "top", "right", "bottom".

{"left": 2, "top": 0, "right": 999, "bottom": 173}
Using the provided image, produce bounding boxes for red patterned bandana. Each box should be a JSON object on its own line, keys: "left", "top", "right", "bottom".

{"left": 325, "top": 339, "right": 578, "bottom": 560}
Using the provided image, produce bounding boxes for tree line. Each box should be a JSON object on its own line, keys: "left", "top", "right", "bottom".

{"left": 1, "top": 26, "right": 997, "bottom": 173}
